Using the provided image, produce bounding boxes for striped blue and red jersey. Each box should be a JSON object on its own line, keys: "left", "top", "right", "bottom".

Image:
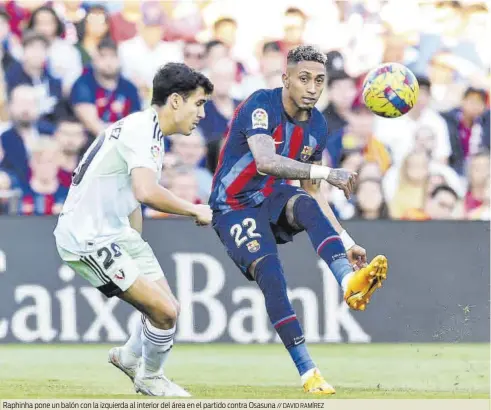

{"left": 209, "top": 88, "right": 328, "bottom": 213}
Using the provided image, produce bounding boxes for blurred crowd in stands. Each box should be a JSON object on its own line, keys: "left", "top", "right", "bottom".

{"left": 0, "top": 0, "right": 489, "bottom": 221}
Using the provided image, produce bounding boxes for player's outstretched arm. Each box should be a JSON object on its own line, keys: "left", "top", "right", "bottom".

{"left": 131, "top": 168, "right": 212, "bottom": 225}
{"left": 248, "top": 134, "right": 357, "bottom": 198}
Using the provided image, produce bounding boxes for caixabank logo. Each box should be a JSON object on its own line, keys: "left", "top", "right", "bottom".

{"left": 0, "top": 250, "right": 370, "bottom": 344}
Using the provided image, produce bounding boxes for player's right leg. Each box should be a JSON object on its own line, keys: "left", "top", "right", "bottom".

{"left": 212, "top": 209, "right": 334, "bottom": 395}
{"left": 118, "top": 276, "right": 189, "bottom": 397}
{"left": 284, "top": 193, "right": 388, "bottom": 310}
{"left": 249, "top": 255, "right": 335, "bottom": 395}
{"left": 56, "top": 242, "right": 189, "bottom": 397}
{"left": 108, "top": 232, "right": 180, "bottom": 383}
{"left": 108, "top": 276, "right": 178, "bottom": 383}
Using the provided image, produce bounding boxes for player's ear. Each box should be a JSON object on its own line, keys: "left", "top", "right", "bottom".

{"left": 170, "top": 93, "right": 181, "bottom": 110}
{"left": 282, "top": 73, "right": 289, "bottom": 89}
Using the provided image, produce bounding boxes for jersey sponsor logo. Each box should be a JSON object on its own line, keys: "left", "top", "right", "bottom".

{"left": 252, "top": 108, "right": 268, "bottom": 129}
{"left": 246, "top": 240, "right": 260, "bottom": 253}
{"left": 300, "top": 146, "right": 314, "bottom": 162}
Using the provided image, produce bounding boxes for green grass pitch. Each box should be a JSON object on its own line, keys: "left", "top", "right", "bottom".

{"left": 0, "top": 344, "right": 489, "bottom": 399}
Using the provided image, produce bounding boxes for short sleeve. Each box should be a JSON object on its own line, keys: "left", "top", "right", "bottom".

{"left": 115, "top": 116, "right": 160, "bottom": 174}
{"left": 70, "top": 76, "right": 95, "bottom": 105}
{"left": 312, "top": 113, "right": 328, "bottom": 162}
{"left": 241, "top": 91, "right": 274, "bottom": 139}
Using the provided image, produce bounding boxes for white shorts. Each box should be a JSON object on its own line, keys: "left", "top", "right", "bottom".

{"left": 56, "top": 229, "right": 165, "bottom": 297}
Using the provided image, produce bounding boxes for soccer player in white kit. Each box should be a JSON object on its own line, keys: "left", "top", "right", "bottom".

{"left": 54, "top": 63, "right": 214, "bottom": 397}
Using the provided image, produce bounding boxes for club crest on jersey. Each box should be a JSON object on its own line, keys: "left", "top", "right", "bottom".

{"left": 252, "top": 108, "right": 268, "bottom": 129}
{"left": 115, "top": 269, "right": 125, "bottom": 280}
{"left": 246, "top": 240, "right": 260, "bottom": 253}
{"left": 300, "top": 146, "right": 314, "bottom": 161}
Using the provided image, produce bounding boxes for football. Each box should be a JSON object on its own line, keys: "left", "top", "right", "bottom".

{"left": 362, "top": 62, "right": 420, "bottom": 118}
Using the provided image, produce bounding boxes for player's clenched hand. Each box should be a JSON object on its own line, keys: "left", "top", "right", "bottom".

{"left": 347, "top": 245, "right": 367, "bottom": 270}
{"left": 326, "top": 168, "right": 357, "bottom": 200}
{"left": 192, "top": 204, "right": 212, "bottom": 226}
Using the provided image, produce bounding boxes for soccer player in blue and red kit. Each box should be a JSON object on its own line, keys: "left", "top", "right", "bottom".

{"left": 209, "top": 45, "right": 388, "bottom": 395}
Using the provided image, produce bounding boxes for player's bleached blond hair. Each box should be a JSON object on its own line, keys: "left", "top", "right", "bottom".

{"left": 287, "top": 45, "right": 327, "bottom": 67}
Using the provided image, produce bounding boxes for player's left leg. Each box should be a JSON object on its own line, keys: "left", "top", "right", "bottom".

{"left": 284, "top": 193, "right": 387, "bottom": 310}
{"left": 249, "top": 255, "right": 335, "bottom": 395}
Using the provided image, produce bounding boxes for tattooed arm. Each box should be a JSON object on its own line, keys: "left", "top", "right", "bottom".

{"left": 248, "top": 134, "right": 357, "bottom": 198}
{"left": 325, "top": 168, "right": 357, "bottom": 200}
{"left": 248, "top": 133, "right": 312, "bottom": 179}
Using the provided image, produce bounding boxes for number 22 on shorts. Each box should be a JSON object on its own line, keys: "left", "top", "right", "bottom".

{"left": 230, "top": 218, "right": 261, "bottom": 248}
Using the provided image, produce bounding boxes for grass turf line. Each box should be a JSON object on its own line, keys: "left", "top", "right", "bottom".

{"left": 0, "top": 344, "right": 488, "bottom": 399}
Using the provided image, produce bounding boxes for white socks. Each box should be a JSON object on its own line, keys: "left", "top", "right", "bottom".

{"left": 141, "top": 316, "right": 175, "bottom": 376}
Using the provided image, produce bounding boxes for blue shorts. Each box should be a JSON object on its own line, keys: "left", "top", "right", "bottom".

{"left": 212, "top": 184, "right": 308, "bottom": 280}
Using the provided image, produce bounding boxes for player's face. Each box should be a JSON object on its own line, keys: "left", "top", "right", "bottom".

{"left": 174, "top": 87, "right": 209, "bottom": 136}
{"left": 284, "top": 61, "right": 326, "bottom": 110}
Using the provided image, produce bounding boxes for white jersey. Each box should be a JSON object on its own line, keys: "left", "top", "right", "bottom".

{"left": 54, "top": 108, "right": 164, "bottom": 253}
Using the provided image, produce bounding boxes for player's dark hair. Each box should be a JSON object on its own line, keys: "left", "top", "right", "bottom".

{"left": 151, "top": 63, "right": 214, "bottom": 106}
{"left": 287, "top": 45, "right": 327, "bottom": 67}
{"left": 27, "top": 6, "right": 64, "bottom": 38}
{"left": 430, "top": 184, "right": 458, "bottom": 200}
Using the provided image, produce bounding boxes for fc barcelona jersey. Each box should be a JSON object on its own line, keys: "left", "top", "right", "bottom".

{"left": 209, "top": 88, "right": 328, "bottom": 213}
